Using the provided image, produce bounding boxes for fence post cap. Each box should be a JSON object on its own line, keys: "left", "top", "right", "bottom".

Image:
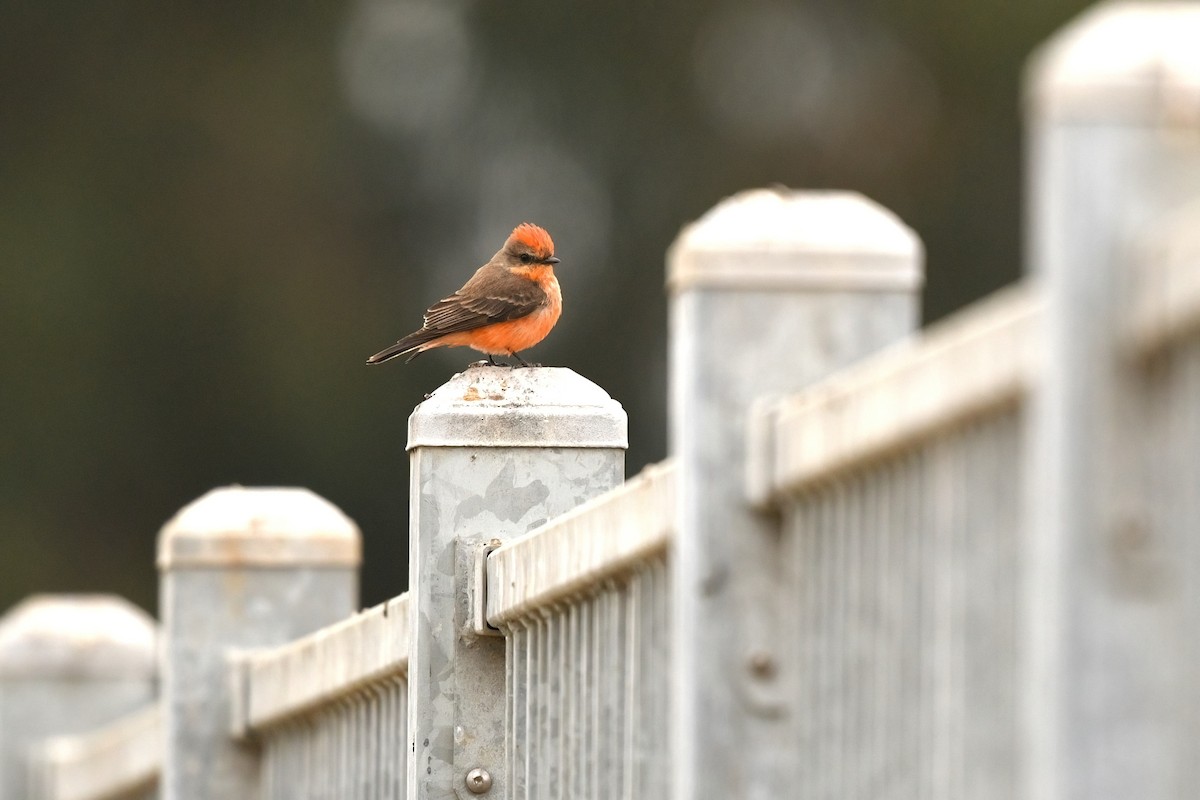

{"left": 156, "top": 486, "right": 362, "bottom": 570}
{"left": 1027, "top": 1, "right": 1200, "bottom": 123}
{"left": 407, "top": 366, "right": 628, "bottom": 450}
{"left": 0, "top": 594, "right": 156, "bottom": 679}
{"left": 666, "top": 188, "right": 922, "bottom": 293}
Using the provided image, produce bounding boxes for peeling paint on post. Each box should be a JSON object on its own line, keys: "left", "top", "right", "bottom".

{"left": 157, "top": 486, "right": 361, "bottom": 800}
{"left": 406, "top": 366, "right": 626, "bottom": 800}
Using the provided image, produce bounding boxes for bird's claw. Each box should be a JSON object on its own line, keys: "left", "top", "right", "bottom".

{"left": 510, "top": 353, "right": 539, "bottom": 368}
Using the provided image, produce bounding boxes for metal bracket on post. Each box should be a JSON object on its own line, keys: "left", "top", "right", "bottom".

{"left": 741, "top": 396, "right": 790, "bottom": 717}
{"left": 744, "top": 394, "right": 783, "bottom": 511}
{"left": 226, "top": 650, "right": 252, "bottom": 741}
{"left": 470, "top": 538, "right": 504, "bottom": 638}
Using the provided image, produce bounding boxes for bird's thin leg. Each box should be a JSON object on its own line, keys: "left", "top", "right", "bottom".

{"left": 511, "top": 352, "right": 535, "bottom": 368}
{"left": 487, "top": 354, "right": 500, "bottom": 367}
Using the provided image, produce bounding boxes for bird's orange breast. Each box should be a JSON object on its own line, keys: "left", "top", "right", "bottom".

{"left": 436, "top": 269, "right": 561, "bottom": 355}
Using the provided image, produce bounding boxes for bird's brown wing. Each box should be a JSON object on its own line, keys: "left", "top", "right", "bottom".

{"left": 366, "top": 267, "right": 548, "bottom": 364}
{"left": 419, "top": 268, "right": 547, "bottom": 336}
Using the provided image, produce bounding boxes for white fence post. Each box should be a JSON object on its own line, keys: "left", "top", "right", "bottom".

{"left": 1024, "top": 4, "right": 1200, "bottom": 799}
{"left": 667, "top": 189, "right": 923, "bottom": 798}
{"left": 0, "top": 595, "right": 156, "bottom": 800}
{"left": 406, "top": 366, "right": 626, "bottom": 800}
{"left": 157, "top": 486, "right": 361, "bottom": 800}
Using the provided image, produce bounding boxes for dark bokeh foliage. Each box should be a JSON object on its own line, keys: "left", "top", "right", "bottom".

{"left": 0, "top": 0, "right": 1091, "bottom": 614}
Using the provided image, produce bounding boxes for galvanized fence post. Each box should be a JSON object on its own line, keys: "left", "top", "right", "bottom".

{"left": 157, "top": 486, "right": 361, "bottom": 800}
{"left": 0, "top": 594, "right": 157, "bottom": 800}
{"left": 1024, "top": 5, "right": 1200, "bottom": 799}
{"left": 667, "top": 189, "right": 923, "bottom": 798}
{"left": 406, "top": 366, "right": 627, "bottom": 800}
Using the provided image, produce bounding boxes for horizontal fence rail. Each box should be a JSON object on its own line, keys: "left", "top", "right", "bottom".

{"left": 32, "top": 706, "right": 161, "bottom": 800}
{"left": 747, "top": 282, "right": 1039, "bottom": 504}
{"left": 487, "top": 461, "right": 675, "bottom": 800}
{"left": 231, "top": 594, "right": 411, "bottom": 800}
{"left": 486, "top": 460, "right": 675, "bottom": 628}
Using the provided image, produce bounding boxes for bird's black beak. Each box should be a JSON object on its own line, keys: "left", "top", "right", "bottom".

{"left": 545, "top": 256, "right": 561, "bottom": 264}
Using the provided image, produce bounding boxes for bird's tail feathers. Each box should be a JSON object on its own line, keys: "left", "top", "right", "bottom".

{"left": 366, "top": 342, "right": 415, "bottom": 365}
{"left": 366, "top": 329, "right": 439, "bottom": 365}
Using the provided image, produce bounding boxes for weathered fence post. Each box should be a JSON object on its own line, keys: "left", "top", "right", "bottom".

{"left": 406, "top": 366, "right": 626, "bottom": 800}
{"left": 667, "top": 189, "right": 923, "bottom": 798}
{"left": 1024, "top": 4, "right": 1200, "bottom": 799}
{"left": 158, "top": 486, "right": 361, "bottom": 800}
{"left": 0, "top": 595, "right": 156, "bottom": 800}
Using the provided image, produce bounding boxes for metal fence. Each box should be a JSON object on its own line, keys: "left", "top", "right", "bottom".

{"left": 487, "top": 461, "right": 674, "bottom": 800}
{"left": 6, "top": 3, "right": 1200, "bottom": 799}
{"left": 784, "top": 411, "right": 1026, "bottom": 800}
{"left": 231, "top": 594, "right": 411, "bottom": 800}
{"left": 750, "top": 287, "right": 1036, "bottom": 799}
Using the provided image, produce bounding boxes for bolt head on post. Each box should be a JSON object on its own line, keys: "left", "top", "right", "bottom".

{"left": 465, "top": 767, "right": 493, "bottom": 794}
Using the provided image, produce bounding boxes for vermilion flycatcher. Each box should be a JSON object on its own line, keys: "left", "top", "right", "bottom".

{"left": 366, "top": 223, "right": 562, "bottom": 367}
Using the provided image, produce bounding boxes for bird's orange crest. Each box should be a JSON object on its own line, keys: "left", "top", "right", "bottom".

{"left": 511, "top": 223, "right": 555, "bottom": 257}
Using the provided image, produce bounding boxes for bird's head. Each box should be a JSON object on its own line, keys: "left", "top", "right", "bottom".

{"left": 501, "top": 223, "right": 560, "bottom": 268}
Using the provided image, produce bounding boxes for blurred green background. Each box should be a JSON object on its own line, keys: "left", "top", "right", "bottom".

{"left": 0, "top": 0, "right": 1091, "bottom": 615}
